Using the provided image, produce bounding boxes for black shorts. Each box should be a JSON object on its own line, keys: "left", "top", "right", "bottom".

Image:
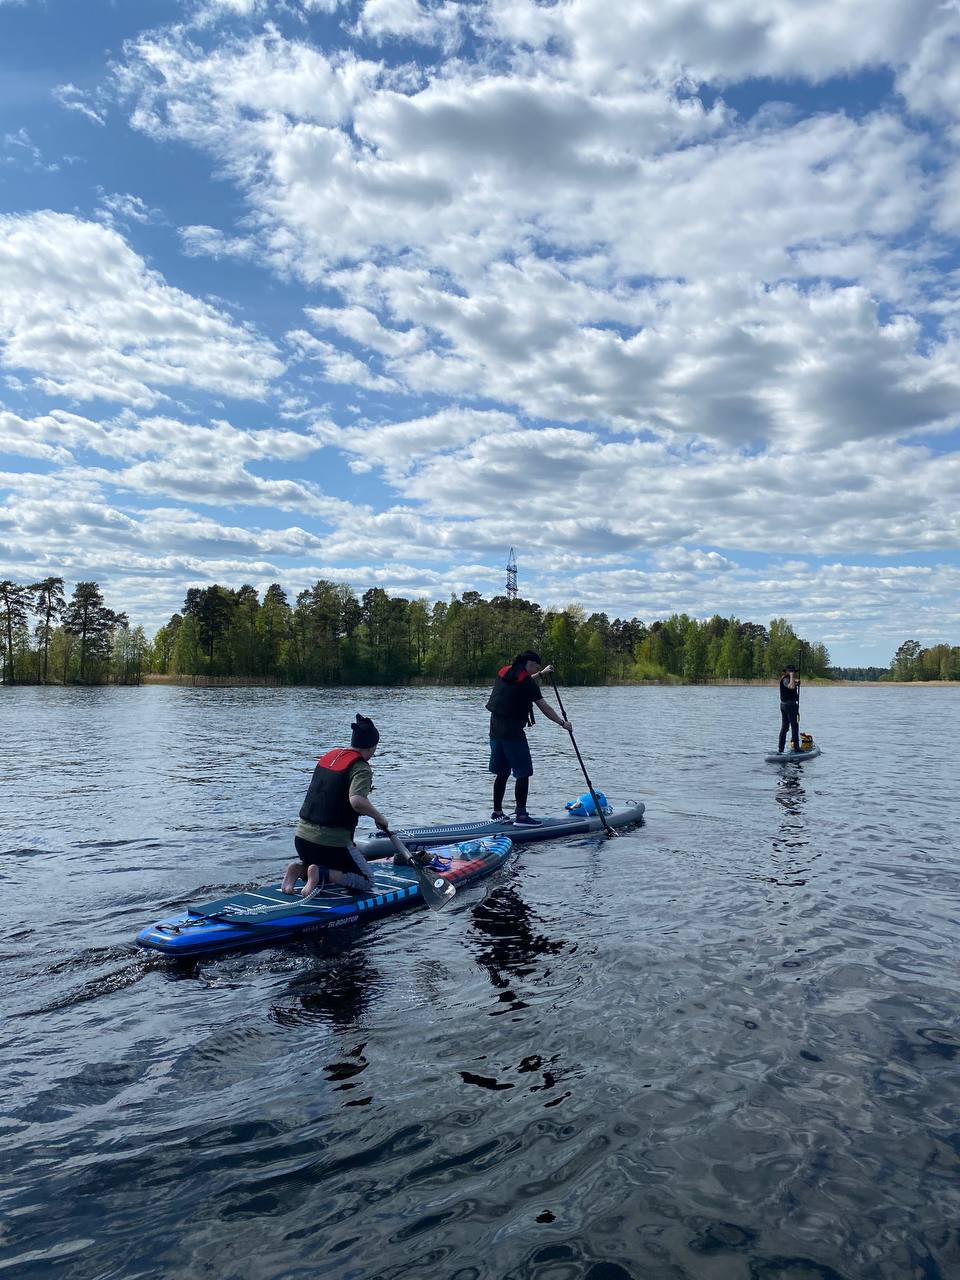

{"left": 294, "top": 835, "right": 355, "bottom": 872}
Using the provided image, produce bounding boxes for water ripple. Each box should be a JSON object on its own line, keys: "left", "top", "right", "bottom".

{"left": 1, "top": 684, "right": 959, "bottom": 1278}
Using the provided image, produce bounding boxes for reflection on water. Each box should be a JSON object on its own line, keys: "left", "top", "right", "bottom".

{"left": 768, "top": 770, "right": 811, "bottom": 886}
{"left": 471, "top": 883, "right": 568, "bottom": 986}
{"left": 2, "top": 683, "right": 960, "bottom": 1278}
{"left": 269, "top": 946, "right": 385, "bottom": 1032}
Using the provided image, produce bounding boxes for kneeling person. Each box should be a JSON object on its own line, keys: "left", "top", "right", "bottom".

{"left": 282, "top": 714, "right": 389, "bottom": 897}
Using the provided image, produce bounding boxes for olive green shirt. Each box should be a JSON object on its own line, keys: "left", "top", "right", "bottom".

{"left": 296, "top": 758, "right": 374, "bottom": 847}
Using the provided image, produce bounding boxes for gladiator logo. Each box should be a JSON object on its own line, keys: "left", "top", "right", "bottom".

{"left": 220, "top": 901, "right": 320, "bottom": 918}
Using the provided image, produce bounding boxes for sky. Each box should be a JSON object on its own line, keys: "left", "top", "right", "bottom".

{"left": 1, "top": 0, "right": 959, "bottom": 667}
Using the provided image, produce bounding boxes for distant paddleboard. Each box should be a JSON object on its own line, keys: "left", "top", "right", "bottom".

{"left": 765, "top": 745, "right": 822, "bottom": 763}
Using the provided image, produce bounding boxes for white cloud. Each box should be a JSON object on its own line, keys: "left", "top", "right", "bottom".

{"left": 2, "top": 128, "right": 59, "bottom": 173}
{"left": 52, "top": 83, "right": 106, "bottom": 126}
{"left": 179, "top": 224, "right": 257, "bottom": 259}
{"left": 304, "top": 304, "right": 426, "bottom": 357}
{"left": 112, "top": 19, "right": 957, "bottom": 453}
{"left": 0, "top": 407, "right": 319, "bottom": 464}
{"left": 192, "top": 0, "right": 347, "bottom": 19}
{"left": 288, "top": 329, "right": 399, "bottom": 391}
{"left": 119, "top": 28, "right": 379, "bottom": 136}
{"left": 0, "top": 407, "right": 353, "bottom": 515}
{"left": 312, "top": 406, "right": 518, "bottom": 473}
{"left": 0, "top": 410, "right": 74, "bottom": 463}
{"left": 485, "top": 0, "right": 941, "bottom": 87}
{"left": 0, "top": 211, "right": 284, "bottom": 405}
{"left": 97, "top": 192, "right": 154, "bottom": 225}
{"left": 895, "top": 3, "right": 960, "bottom": 125}
{"left": 320, "top": 266, "right": 960, "bottom": 446}
{"left": 652, "top": 548, "right": 736, "bottom": 573}
{"left": 355, "top": 0, "right": 464, "bottom": 45}
{"left": 313, "top": 408, "right": 960, "bottom": 560}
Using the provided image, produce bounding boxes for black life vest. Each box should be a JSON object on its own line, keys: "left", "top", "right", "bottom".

{"left": 779, "top": 677, "right": 799, "bottom": 704}
{"left": 299, "top": 747, "right": 363, "bottom": 832}
{"left": 486, "top": 665, "right": 535, "bottom": 727}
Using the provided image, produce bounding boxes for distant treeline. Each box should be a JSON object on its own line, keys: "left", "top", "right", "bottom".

{"left": 1, "top": 574, "right": 830, "bottom": 686}
{"left": 6, "top": 574, "right": 955, "bottom": 688}
{"left": 0, "top": 577, "right": 146, "bottom": 686}
{"left": 888, "top": 640, "right": 960, "bottom": 681}
{"left": 150, "top": 584, "right": 836, "bottom": 685}
{"left": 828, "top": 667, "right": 890, "bottom": 681}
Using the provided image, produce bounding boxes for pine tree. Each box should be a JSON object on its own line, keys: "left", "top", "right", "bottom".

{"left": 0, "top": 580, "right": 31, "bottom": 685}
{"left": 29, "top": 576, "right": 65, "bottom": 683}
{"left": 63, "top": 581, "right": 128, "bottom": 683}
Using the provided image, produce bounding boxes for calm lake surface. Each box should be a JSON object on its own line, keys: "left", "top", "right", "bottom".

{"left": 2, "top": 684, "right": 959, "bottom": 1280}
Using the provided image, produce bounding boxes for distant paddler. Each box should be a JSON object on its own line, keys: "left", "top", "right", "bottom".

{"left": 777, "top": 664, "right": 800, "bottom": 755}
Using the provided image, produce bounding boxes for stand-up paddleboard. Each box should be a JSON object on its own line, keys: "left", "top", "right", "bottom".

{"left": 137, "top": 836, "right": 513, "bottom": 958}
{"left": 765, "top": 745, "right": 822, "bottom": 763}
{"left": 356, "top": 800, "right": 645, "bottom": 859}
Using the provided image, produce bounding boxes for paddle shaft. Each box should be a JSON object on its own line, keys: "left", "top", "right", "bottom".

{"left": 547, "top": 674, "right": 616, "bottom": 837}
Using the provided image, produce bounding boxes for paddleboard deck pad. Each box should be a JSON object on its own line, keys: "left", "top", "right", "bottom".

{"left": 357, "top": 800, "right": 645, "bottom": 859}
{"left": 765, "top": 745, "right": 822, "bottom": 763}
{"left": 137, "top": 835, "right": 513, "bottom": 958}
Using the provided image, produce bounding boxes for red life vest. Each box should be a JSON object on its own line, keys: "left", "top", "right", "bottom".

{"left": 497, "top": 665, "right": 530, "bottom": 682}
{"left": 317, "top": 748, "right": 363, "bottom": 771}
{"left": 299, "top": 747, "right": 364, "bottom": 832}
{"left": 486, "top": 666, "right": 536, "bottom": 727}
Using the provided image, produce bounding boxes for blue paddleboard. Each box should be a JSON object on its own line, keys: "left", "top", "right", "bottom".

{"left": 137, "top": 835, "right": 513, "bottom": 958}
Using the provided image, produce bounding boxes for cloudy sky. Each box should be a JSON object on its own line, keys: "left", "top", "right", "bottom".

{"left": 2, "top": 0, "right": 959, "bottom": 665}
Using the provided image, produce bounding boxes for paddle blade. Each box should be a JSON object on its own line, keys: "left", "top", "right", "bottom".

{"left": 419, "top": 868, "right": 457, "bottom": 910}
{"left": 387, "top": 831, "right": 456, "bottom": 911}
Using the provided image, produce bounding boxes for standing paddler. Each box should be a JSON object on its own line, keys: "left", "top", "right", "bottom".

{"left": 486, "top": 650, "right": 572, "bottom": 825}
{"left": 777, "top": 664, "right": 801, "bottom": 754}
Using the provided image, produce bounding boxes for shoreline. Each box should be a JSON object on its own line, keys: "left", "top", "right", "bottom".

{"left": 6, "top": 676, "right": 955, "bottom": 690}
{"left": 132, "top": 675, "right": 958, "bottom": 690}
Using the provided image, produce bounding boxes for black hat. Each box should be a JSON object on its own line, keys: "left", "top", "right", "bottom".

{"left": 516, "top": 650, "right": 541, "bottom": 664}
{"left": 783, "top": 664, "right": 797, "bottom": 673}
{"left": 351, "top": 714, "right": 380, "bottom": 748}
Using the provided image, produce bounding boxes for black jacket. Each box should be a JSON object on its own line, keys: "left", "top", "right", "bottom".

{"left": 486, "top": 666, "right": 539, "bottom": 739}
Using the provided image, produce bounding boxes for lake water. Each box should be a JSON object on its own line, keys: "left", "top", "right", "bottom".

{"left": 2, "top": 683, "right": 959, "bottom": 1280}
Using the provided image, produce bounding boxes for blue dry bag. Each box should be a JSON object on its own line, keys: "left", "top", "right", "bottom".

{"left": 565, "top": 790, "right": 608, "bottom": 817}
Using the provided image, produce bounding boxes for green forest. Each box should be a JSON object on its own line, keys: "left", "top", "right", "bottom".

{"left": 1, "top": 575, "right": 955, "bottom": 686}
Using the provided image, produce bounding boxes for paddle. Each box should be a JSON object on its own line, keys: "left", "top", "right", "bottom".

{"left": 546, "top": 672, "right": 617, "bottom": 838}
{"left": 386, "top": 830, "right": 456, "bottom": 910}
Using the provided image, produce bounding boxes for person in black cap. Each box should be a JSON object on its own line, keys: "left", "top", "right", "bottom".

{"left": 777, "top": 665, "right": 801, "bottom": 754}
{"left": 281, "top": 713, "right": 390, "bottom": 897}
{"left": 486, "top": 650, "right": 572, "bottom": 825}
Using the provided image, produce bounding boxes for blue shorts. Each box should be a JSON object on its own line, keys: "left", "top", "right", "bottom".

{"left": 488, "top": 735, "right": 533, "bottom": 778}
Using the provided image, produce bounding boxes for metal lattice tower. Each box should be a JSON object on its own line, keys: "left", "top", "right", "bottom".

{"left": 505, "top": 547, "right": 518, "bottom": 599}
